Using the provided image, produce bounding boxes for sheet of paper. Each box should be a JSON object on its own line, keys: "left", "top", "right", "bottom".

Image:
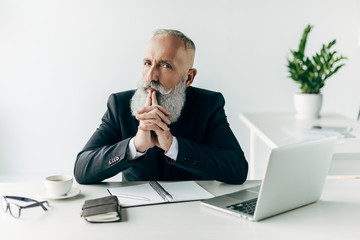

{"left": 281, "top": 127, "right": 360, "bottom": 144}
{"left": 108, "top": 181, "right": 214, "bottom": 207}
{"left": 108, "top": 183, "right": 165, "bottom": 207}
{"left": 159, "top": 181, "right": 214, "bottom": 202}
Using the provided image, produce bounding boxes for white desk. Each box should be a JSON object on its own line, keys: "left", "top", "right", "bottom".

{"left": 239, "top": 112, "right": 360, "bottom": 179}
{"left": 1, "top": 179, "right": 360, "bottom": 240}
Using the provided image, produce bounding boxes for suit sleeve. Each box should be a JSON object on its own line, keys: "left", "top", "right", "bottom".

{"left": 73, "top": 94, "right": 137, "bottom": 184}
{"left": 174, "top": 93, "right": 248, "bottom": 184}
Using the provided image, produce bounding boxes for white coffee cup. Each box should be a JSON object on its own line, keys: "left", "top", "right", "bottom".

{"left": 45, "top": 175, "right": 73, "bottom": 196}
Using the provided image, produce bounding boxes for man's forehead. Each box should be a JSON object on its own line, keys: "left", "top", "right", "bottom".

{"left": 149, "top": 34, "right": 185, "bottom": 50}
{"left": 144, "top": 35, "right": 187, "bottom": 61}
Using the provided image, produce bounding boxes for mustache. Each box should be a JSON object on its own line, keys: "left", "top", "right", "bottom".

{"left": 138, "top": 81, "right": 173, "bottom": 95}
{"left": 131, "top": 78, "right": 187, "bottom": 123}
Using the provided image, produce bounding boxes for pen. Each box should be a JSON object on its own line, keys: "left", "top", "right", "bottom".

{"left": 114, "top": 194, "right": 150, "bottom": 201}
{"left": 149, "top": 181, "right": 173, "bottom": 202}
{"left": 165, "top": 194, "right": 173, "bottom": 202}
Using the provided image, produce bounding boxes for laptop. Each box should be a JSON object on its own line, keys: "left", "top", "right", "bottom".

{"left": 201, "top": 137, "right": 336, "bottom": 221}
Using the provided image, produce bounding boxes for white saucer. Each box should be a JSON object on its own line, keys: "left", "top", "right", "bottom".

{"left": 38, "top": 188, "right": 81, "bottom": 200}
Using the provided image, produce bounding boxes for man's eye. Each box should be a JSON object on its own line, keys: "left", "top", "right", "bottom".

{"left": 163, "top": 64, "right": 172, "bottom": 69}
{"left": 144, "top": 62, "right": 151, "bottom": 66}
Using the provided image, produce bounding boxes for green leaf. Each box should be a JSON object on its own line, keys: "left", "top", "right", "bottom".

{"left": 298, "top": 25, "right": 312, "bottom": 56}
{"left": 286, "top": 24, "right": 347, "bottom": 93}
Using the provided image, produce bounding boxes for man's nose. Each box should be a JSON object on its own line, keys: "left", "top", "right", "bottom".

{"left": 145, "top": 65, "right": 159, "bottom": 83}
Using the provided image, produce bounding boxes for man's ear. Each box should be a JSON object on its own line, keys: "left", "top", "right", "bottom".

{"left": 185, "top": 68, "right": 197, "bottom": 87}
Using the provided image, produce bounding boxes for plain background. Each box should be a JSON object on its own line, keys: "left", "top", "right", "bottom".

{"left": 1, "top": 0, "right": 359, "bottom": 178}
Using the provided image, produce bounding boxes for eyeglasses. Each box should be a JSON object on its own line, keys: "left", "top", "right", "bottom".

{"left": 1, "top": 196, "right": 49, "bottom": 218}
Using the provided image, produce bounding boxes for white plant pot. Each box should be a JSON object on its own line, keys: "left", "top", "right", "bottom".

{"left": 294, "top": 93, "right": 323, "bottom": 119}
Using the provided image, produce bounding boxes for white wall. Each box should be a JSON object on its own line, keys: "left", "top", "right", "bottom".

{"left": 1, "top": 0, "right": 359, "bottom": 176}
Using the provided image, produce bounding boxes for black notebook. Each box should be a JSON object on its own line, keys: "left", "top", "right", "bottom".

{"left": 81, "top": 196, "right": 121, "bottom": 223}
{"left": 107, "top": 181, "right": 214, "bottom": 207}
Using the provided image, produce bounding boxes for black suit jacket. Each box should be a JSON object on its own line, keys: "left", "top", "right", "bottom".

{"left": 74, "top": 86, "right": 248, "bottom": 184}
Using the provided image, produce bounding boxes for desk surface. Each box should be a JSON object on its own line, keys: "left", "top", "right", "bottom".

{"left": 1, "top": 179, "right": 360, "bottom": 240}
{"left": 239, "top": 112, "right": 360, "bottom": 156}
{"left": 239, "top": 112, "right": 360, "bottom": 178}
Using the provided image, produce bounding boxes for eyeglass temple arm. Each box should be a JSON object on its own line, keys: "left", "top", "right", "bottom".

{"left": 4, "top": 196, "right": 37, "bottom": 202}
{"left": 3, "top": 196, "right": 49, "bottom": 211}
{"left": 22, "top": 201, "right": 49, "bottom": 211}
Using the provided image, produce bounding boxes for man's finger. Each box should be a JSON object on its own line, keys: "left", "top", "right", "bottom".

{"left": 151, "top": 91, "right": 158, "bottom": 106}
{"left": 145, "top": 90, "right": 152, "bottom": 107}
{"left": 137, "top": 105, "right": 171, "bottom": 117}
{"left": 139, "top": 119, "right": 170, "bottom": 131}
{"left": 136, "top": 109, "right": 171, "bottom": 125}
{"left": 157, "top": 105, "right": 171, "bottom": 116}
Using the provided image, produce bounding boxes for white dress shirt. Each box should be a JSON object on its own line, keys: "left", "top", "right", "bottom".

{"left": 127, "top": 136, "right": 178, "bottom": 161}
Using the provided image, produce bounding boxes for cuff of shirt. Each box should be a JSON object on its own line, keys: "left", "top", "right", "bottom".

{"left": 128, "top": 137, "right": 146, "bottom": 160}
{"left": 165, "top": 136, "right": 178, "bottom": 161}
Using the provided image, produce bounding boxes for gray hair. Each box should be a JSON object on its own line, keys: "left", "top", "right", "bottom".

{"left": 153, "top": 29, "right": 195, "bottom": 51}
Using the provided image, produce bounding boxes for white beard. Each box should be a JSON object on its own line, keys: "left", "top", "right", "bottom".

{"left": 130, "top": 78, "right": 187, "bottom": 123}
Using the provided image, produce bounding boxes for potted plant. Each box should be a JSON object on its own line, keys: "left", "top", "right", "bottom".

{"left": 287, "top": 24, "right": 347, "bottom": 118}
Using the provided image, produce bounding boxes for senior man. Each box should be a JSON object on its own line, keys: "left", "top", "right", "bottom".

{"left": 74, "top": 29, "right": 248, "bottom": 184}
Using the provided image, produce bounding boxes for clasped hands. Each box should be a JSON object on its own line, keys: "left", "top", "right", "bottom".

{"left": 134, "top": 90, "right": 173, "bottom": 153}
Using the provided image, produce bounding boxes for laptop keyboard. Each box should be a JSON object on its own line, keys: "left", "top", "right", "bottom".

{"left": 226, "top": 198, "right": 258, "bottom": 215}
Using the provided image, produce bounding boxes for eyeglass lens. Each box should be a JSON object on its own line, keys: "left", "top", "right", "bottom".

{"left": 1, "top": 196, "right": 7, "bottom": 211}
{"left": 1, "top": 196, "right": 21, "bottom": 218}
